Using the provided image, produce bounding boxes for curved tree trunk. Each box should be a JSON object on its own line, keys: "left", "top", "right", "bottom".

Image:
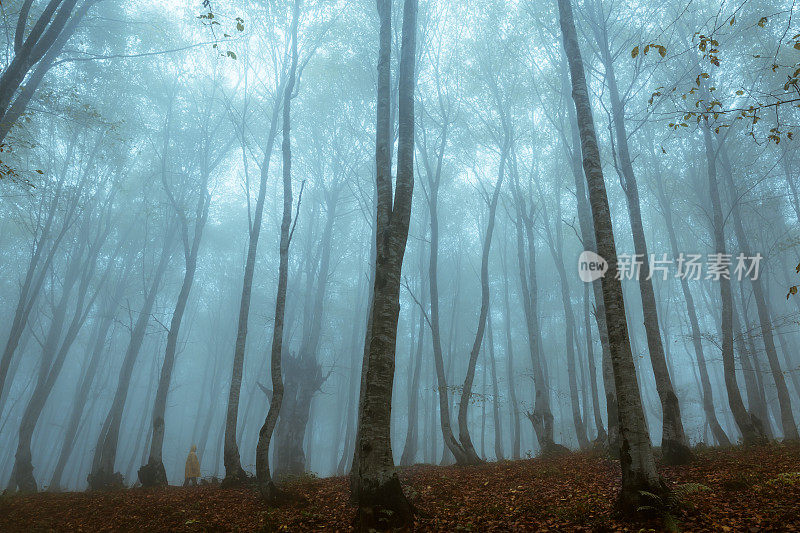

{"left": 582, "top": 283, "right": 606, "bottom": 443}
{"left": 337, "top": 253, "right": 369, "bottom": 476}
{"left": 510, "top": 167, "right": 556, "bottom": 452}
{"left": 540, "top": 182, "right": 589, "bottom": 450}
{"left": 649, "top": 148, "right": 731, "bottom": 447}
{"left": 255, "top": 0, "right": 300, "bottom": 500}
{"left": 0, "top": 0, "right": 99, "bottom": 144}
{"left": 700, "top": 122, "right": 766, "bottom": 446}
{"left": 13, "top": 239, "right": 84, "bottom": 492}
{"left": 457, "top": 139, "right": 506, "bottom": 464}
{"left": 349, "top": 189, "right": 378, "bottom": 494}
{"left": 560, "top": 60, "right": 615, "bottom": 451}
{"left": 275, "top": 183, "right": 339, "bottom": 477}
{"left": 400, "top": 267, "right": 426, "bottom": 466}
{"left": 417, "top": 108, "right": 473, "bottom": 465}
{"left": 557, "top": 0, "right": 667, "bottom": 512}
{"left": 273, "top": 353, "right": 322, "bottom": 477}
{"left": 0, "top": 172, "right": 73, "bottom": 413}
{"left": 15, "top": 210, "right": 115, "bottom": 492}
{"left": 50, "top": 259, "right": 133, "bottom": 490}
{"left": 223, "top": 58, "right": 285, "bottom": 486}
{"left": 732, "top": 297, "right": 773, "bottom": 439}
{"left": 719, "top": 148, "right": 798, "bottom": 440}
{"left": 138, "top": 212, "right": 207, "bottom": 487}
{"left": 591, "top": 7, "right": 691, "bottom": 464}
{"left": 139, "top": 109, "right": 213, "bottom": 487}
{"left": 88, "top": 227, "right": 175, "bottom": 490}
{"left": 486, "top": 312, "right": 504, "bottom": 460}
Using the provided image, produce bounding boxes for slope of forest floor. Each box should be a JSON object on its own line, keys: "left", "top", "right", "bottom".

{"left": 2, "top": 443, "right": 800, "bottom": 531}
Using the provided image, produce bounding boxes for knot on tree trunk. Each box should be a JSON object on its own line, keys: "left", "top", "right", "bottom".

{"left": 274, "top": 352, "right": 327, "bottom": 478}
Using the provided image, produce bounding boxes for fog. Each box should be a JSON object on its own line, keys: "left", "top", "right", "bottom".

{"left": 0, "top": 0, "right": 798, "bottom": 505}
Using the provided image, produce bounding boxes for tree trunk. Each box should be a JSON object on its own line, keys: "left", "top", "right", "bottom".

{"left": 557, "top": 0, "right": 667, "bottom": 512}
{"left": 511, "top": 169, "right": 557, "bottom": 452}
{"left": 138, "top": 215, "right": 206, "bottom": 487}
{"left": 139, "top": 114, "right": 213, "bottom": 487}
{"left": 540, "top": 181, "right": 589, "bottom": 450}
{"left": 700, "top": 122, "right": 766, "bottom": 446}
{"left": 0, "top": 173, "right": 73, "bottom": 412}
{"left": 773, "top": 318, "right": 800, "bottom": 407}
{"left": 352, "top": 0, "right": 416, "bottom": 528}
{"left": 732, "top": 296, "right": 773, "bottom": 439}
{"left": 88, "top": 227, "right": 176, "bottom": 490}
{"left": 583, "top": 283, "right": 606, "bottom": 443}
{"left": 487, "top": 312, "right": 504, "bottom": 460}
{"left": 400, "top": 271, "right": 425, "bottom": 466}
{"left": 337, "top": 253, "right": 369, "bottom": 475}
{"left": 420, "top": 119, "right": 471, "bottom": 465}
{"left": 649, "top": 147, "right": 731, "bottom": 446}
{"left": 223, "top": 58, "right": 285, "bottom": 485}
{"left": 457, "top": 139, "right": 506, "bottom": 464}
{"left": 275, "top": 184, "right": 339, "bottom": 477}
{"left": 50, "top": 259, "right": 133, "bottom": 490}
{"left": 719, "top": 148, "right": 798, "bottom": 440}
{"left": 501, "top": 244, "right": 521, "bottom": 459}
{"left": 13, "top": 238, "right": 84, "bottom": 492}
{"left": 349, "top": 190, "right": 378, "bottom": 492}
{"left": 0, "top": 0, "right": 95, "bottom": 144}
{"left": 591, "top": 8, "right": 691, "bottom": 464}
{"left": 480, "top": 350, "right": 487, "bottom": 459}
{"left": 273, "top": 353, "right": 322, "bottom": 477}
{"left": 255, "top": 0, "right": 300, "bottom": 499}
{"left": 195, "top": 354, "right": 224, "bottom": 476}
{"left": 13, "top": 210, "right": 114, "bottom": 492}
{"left": 0, "top": 0, "right": 79, "bottom": 116}
{"left": 560, "top": 60, "right": 615, "bottom": 452}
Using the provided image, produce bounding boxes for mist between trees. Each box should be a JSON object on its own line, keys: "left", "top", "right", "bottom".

{"left": 0, "top": 0, "right": 799, "bottom": 526}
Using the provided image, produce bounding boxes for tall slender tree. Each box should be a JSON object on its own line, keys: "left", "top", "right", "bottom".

{"left": 222, "top": 18, "right": 290, "bottom": 486}
{"left": 351, "top": 0, "right": 417, "bottom": 528}
{"left": 88, "top": 223, "right": 176, "bottom": 490}
{"left": 699, "top": 115, "right": 766, "bottom": 446}
{"left": 457, "top": 138, "right": 506, "bottom": 465}
{"left": 138, "top": 82, "right": 225, "bottom": 486}
{"left": 647, "top": 140, "right": 731, "bottom": 447}
{"left": 586, "top": 0, "right": 691, "bottom": 464}
{"left": 557, "top": 0, "right": 667, "bottom": 511}
{"left": 254, "top": 0, "right": 301, "bottom": 500}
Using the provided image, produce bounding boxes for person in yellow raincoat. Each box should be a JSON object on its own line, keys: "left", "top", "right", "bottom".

{"left": 184, "top": 445, "right": 200, "bottom": 486}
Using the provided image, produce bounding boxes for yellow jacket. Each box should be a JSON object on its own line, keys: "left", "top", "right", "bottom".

{"left": 185, "top": 445, "right": 200, "bottom": 479}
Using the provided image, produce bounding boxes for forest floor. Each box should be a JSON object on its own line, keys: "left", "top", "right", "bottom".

{"left": 2, "top": 442, "right": 800, "bottom": 531}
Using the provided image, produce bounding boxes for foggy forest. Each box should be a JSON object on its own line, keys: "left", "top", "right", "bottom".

{"left": 1, "top": 0, "right": 800, "bottom": 530}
